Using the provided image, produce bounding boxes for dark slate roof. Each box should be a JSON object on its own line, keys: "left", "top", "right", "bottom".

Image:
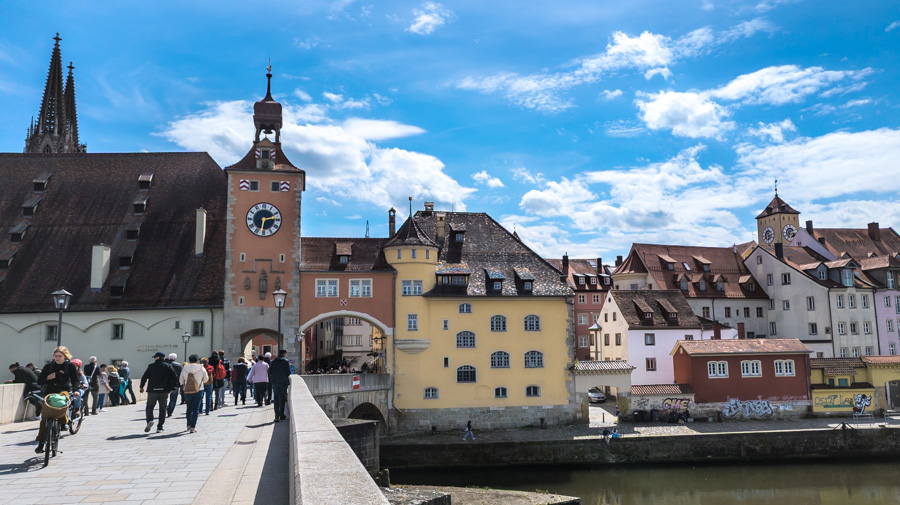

{"left": 614, "top": 243, "right": 767, "bottom": 299}
{"left": 672, "top": 338, "right": 811, "bottom": 356}
{"left": 0, "top": 152, "right": 226, "bottom": 312}
{"left": 399, "top": 211, "right": 570, "bottom": 296}
{"left": 631, "top": 384, "right": 695, "bottom": 395}
{"left": 756, "top": 194, "right": 800, "bottom": 218}
{"left": 300, "top": 237, "right": 391, "bottom": 271}
{"left": 609, "top": 290, "right": 701, "bottom": 328}
{"left": 545, "top": 258, "right": 612, "bottom": 293}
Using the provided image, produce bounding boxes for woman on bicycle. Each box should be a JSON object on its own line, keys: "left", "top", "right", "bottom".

{"left": 35, "top": 346, "right": 80, "bottom": 453}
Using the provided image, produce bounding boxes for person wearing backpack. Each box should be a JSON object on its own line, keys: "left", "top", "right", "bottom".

{"left": 107, "top": 366, "right": 122, "bottom": 407}
{"left": 218, "top": 350, "right": 231, "bottom": 405}
{"left": 179, "top": 354, "right": 208, "bottom": 434}
{"left": 200, "top": 357, "right": 215, "bottom": 415}
{"left": 139, "top": 352, "right": 177, "bottom": 433}
{"left": 212, "top": 357, "right": 227, "bottom": 411}
{"left": 84, "top": 356, "right": 100, "bottom": 415}
{"left": 165, "top": 354, "right": 183, "bottom": 418}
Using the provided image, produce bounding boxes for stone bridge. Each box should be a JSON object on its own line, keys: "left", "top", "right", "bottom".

{"left": 301, "top": 373, "right": 392, "bottom": 429}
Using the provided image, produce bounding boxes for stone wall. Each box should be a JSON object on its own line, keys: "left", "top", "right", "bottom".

{"left": 382, "top": 427, "right": 900, "bottom": 468}
{"left": 0, "top": 384, "right": 28, "bottom": 424}
{"left": 334, "top": 418, "right": 381, "bottom": 474}
{"left": 391, "top": 403, "right": 581, "bottom": 434}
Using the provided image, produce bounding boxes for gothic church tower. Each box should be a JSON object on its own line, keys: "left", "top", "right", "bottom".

{"left": 25, "top": 34, "right": 85, "bottom": 154}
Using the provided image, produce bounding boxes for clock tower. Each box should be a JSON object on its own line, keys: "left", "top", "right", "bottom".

{"left": 756, "top": 191, "right": 800, "bottom": 247}
{"left": 223, "top": 65, "right": 305, "bottom": 359}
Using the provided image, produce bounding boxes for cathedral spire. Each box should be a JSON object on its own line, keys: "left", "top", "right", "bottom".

{"left": 25, "top": 33, "right": 82, "bottom": 154}
{"left": 64, "top": 61, "right": 83, "bottom": 152}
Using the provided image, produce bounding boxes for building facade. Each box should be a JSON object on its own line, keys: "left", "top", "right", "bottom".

{"left": 546, "top": 256, "right": 611, "bottom": 361}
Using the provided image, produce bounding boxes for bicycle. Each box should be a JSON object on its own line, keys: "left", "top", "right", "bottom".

{"left": 26, "top": 392, "right": 82, "bottom": 466}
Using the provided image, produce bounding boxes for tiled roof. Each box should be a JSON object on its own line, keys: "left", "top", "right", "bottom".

{"left": 812, "top": 227, "right": 900, "bottom": 261}
{"left": 573, "top": 360, "right": 635, "bottom": 372}
{"left": 0, "top": 152, "right": 226, "bottom": 312}
{"left": 631, "top": 384, "right": 695, "bottom": 396}
{"left": 809, "top": 357, "right": 864, "bottom": 375}
{"left": 609, "top": 290, "right": 701, "bottom": 328}
{"left": 615, "top": 243, "right": 767, "bottom": 299}
{"left": 545, "top": 258, "right": 612, "bottom": 293}
{"left": 762, "top": 245, "right": 874, "bottom": 289}
{"left": 403, "top": 211, "right": 570, "bottom": 297}
{"left": 756, "top": 194, "right": 800, "bottom": 218}
{"left": 385, "top": 217, "right": 439, "bottom": 248}
{"left": 673, "top": 338, "right": 811, "bottom": 355}
{"left": 862, "top": 356, "right": 900, "bottom": 365}
{"left": 436, "top": 263, "right": 471, "bottom": 275}
{"left": 300, "top": 237, "right": 391, "bottom": 271}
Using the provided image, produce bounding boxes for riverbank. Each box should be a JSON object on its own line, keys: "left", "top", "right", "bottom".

{"left": 382, "top": 485, "right": 580, "bottom": 505}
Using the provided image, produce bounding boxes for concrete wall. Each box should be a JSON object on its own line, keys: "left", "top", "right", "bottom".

{"left": 0, "top": 384, "right": 29, "bottom": 424}
{"left": 287, "top": 375, "right": 388, "bottom": 505}
{"left": 382, "top": 427, "right": 900, "bottom": 469}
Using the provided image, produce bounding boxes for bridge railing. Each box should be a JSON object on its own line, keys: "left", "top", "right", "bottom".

{"left": 299, "top": 373, "right": 392, "bottom": 395}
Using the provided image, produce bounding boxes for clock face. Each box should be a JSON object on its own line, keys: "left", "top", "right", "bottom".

{"left": 246, "top": 203, "right": 282, "bottom": 237}
{"left": 763, "top": 226, "right": 775, "bottom": 244}
{"left": 783, "top": 224, "right": 797, "bottom": 241}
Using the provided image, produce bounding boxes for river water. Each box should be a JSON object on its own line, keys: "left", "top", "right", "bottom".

{"left": 393, "top": 460, "right": 900, "bottom": 504}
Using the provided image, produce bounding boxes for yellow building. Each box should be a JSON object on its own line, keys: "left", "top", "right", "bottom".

{"left": 385, "top": 205, "right": 577, "bottom": 432}
{"left": 808, "top": 357, "right": 900, "bottom": 414}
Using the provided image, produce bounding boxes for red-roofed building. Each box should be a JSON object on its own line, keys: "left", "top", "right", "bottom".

{"left": 546, "top": 255, "right": 612, "bottom": 360}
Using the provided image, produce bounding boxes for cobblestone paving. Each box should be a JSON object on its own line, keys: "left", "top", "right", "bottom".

{"left": 0, "top": 399, "right": 273, "bottom": 505}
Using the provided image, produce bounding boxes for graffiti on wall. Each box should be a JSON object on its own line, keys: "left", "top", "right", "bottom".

{"left": 853, "top": 394, "right": 872, "bottom": 414}
{"left": 661, "top": 398, "right": 692, "bottom": 412}
{"left": 722, "top": 398, "right": 775, "bottom": 418}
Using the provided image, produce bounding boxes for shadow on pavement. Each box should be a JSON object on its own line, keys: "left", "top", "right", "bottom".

{"left": 107, "top": 434, "right": 150, "bottom": 441}
{"left": 149, "top": 432, "right": 188, "bottom": 440}
{"left": 0, "top": 457, "right": 45, "bottom": 475}
{"left": 253, "top": 420, "right": 290, "bottom": 505}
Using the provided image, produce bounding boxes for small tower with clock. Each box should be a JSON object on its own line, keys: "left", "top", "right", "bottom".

{"left": 755, "top": 186, "right": 800, "bottom": 248}
{"left": 223, "top": 64, "right": 305, "bottom": 359}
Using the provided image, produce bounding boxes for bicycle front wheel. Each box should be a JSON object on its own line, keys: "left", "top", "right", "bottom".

{"left": 69, "top": 405, "right": 83, "bottom": 435}
{"left": 43, "top": 419, "right": 54, "bottom": 466}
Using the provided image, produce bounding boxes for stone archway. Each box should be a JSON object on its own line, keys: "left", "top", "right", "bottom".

{"left": 238, "top": 328, "right": 279, "bottom": 359}
{"left": 299, "top": 310, "right": 393, "bottom": 374}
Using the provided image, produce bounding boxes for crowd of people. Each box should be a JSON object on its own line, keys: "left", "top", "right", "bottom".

{"left": 6, "top": 346, "right": 294, "bottom": 452}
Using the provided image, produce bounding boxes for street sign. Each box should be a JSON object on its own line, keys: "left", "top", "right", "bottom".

{"left": 352, "top": 375, "right": 360, "bottom": 390}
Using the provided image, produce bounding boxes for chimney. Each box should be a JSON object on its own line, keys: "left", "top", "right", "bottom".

{"left": 424, "top": 201, "right": 434, "bottom": 214}
{"left": 436, "top": 213, "right": 446, "bottom": 239}
{"left": 774, "top": 242, "right": 784, "bottom": 259}
{"left": 562, "top": 254, "right": 569, "bottom": 276}
{"left": 596, "top": 257, "right": 603, "bottom": 275}
{"left": 616, "top": 255, "right": 623, "bottom": 267}
{"left": 806, "top": 220, "right": 814, "bottom": 234}
{"left": 91, "top": 244, "right": 111, "bottom": 291}
{"left": 388, "top": 208, "right": 396, "bottom": 237}
{"left": 818, "top": 237, "right": 826, "bottom": 246}
{"left": 868, "top": 222, "right": 881, "bottom": 241}
{"left": 195, "top": 208, "right": 207, "bottom": 257}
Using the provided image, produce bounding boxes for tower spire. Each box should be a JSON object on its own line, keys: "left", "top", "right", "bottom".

{"left": 26, "top": 33, "right": 81, "bottom": 153}
{"left": 64, "top": 61, "right": 83, "bottom": 152}
{"left": 265, "top": 58, "right": 273, "bottom": 101}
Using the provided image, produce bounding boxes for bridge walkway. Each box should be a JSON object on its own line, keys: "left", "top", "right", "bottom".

{"left": 0, "top": 397, "right": 289, "bottom": 505}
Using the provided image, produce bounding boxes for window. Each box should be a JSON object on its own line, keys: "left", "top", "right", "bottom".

{"left": 604, "top": 314, "right": 608, "bottom": 322}
{"left": 269, "top": 181, "right": 279, "bottom": 192}
{"left": 579, "top": 336, "right": 589, "bottom": 348}
{"left": 494, "top": 387, "right": 508, "bottom": 398}
{"left": 593, "top": 294, "right": 601, "bottom": 303}
{"left": 838, "top": 323, "right": 846, "bottom": 335}
{"left": 725, "top": 307, "right": 731, "bottom": 318}
{"left": 782, "top": 273, "right": 791, "bottom": 285}
{"left": 456, "top": 365, "right": 476, "bottom": 383}
{"left": 781, "top": 300, "right": 790, "bottom": 311}
{"left": 192, "top": 320, "right": 204, "bottom": 337}
{"left": 850, "top": 322, "right": 858, "bottom": 334}
{"left": 630, "top": 283, "right": 639, "bottom": 290}
{"left": 863, "top": 322, "right": 871, "bottom": 334}
{"left": 524, "top": 350, "right": 544, "bottom": 368}
{"left": 888, "top": 319, "right": 894, "bottom": 332}
{"left": 716, "top": 280, "right": 724, "bottom": 291}
{"left": 424, "top": 387, "right": 438, "bottom": 399}
{"left": 646, "top": 358, "right": 657, "bottom": 371}
{"left": 774, "top": 360, "right": 795, "bottom": 377}
{"left": 249, "top": 181, "right": 259, "bottom": 191}
{"left": 590, "top": 277, "right": 597, "bottom": 285}
{"left": 865, "top": 346, "right": 874, "bottom": 356}
{"left": 112, "top": 323, "right": 124, "bottom": 340}
{"left": 840, "top": 348, "right": 847, "bottom": 358}
{"left": 443, "top": 320, "right": 449, "bottom": 330}
{"left": 698, "top": 280, "right": 706, "bottom": 291}
{"left": 526, "top": 385, "right": 541, "bottom": 397}
{"left": 316, "top": 279, "right": 338, "bottom": 297}
{"left": 887, "top": 271, "right": 895, "bottom": 289}
{"left": 604, "top": 334, "right": 610, "bottom": 346}
{"left": 838, "top": 378, "right": 849, "bottom": 387}
{"left": 644, "top": 333, "right": 656, "bottom": 346}
{"left": 756, "top": 307, "right": 763, "bottom": 317}
{"left": 452, "top": 276, "right": 467, "bottom": 286}
{"left": 45, "top": 324, "right": 58, "bottom": 341}
{"left": 578, "top": 294, "right": 586, "bottom": 304}
{"left": 443, "top": 357, "right": 449, "bottom": 368}
{"left": 490, "top": 315, "right": 507, "bottom": 332}
{"left": 861, "top": 295, "right": 869, "bottom": 308}
{"left": 836, "top": 295, "right": 844, "bottom": 308}
{"left": 769, "top": 322, "right": 777, "bottom": 335}
{"left": 489, "top": 351, "right": 510, "bottom": 368}
{"left": 578, "top": 314, "right": 588, "bottom": 325}
{"left": 708, "top": 361, "right": 728, "bottom": 378}
{"left": 818, "top": 269, "right": 827, "bottom": 280}
{"left": 578, "top": 277, "right": 585, "bottom": 285}
{"left": 426, "top": 250, "right": 430, "bottom": 259}
{"left": 766, "top": 274, "right": 773, "bottom": 286}
{"left": 407, "top": 314, "right": 418, "bottom": 331}
{"left": 852, "top": 347, "right": 860, "bottom": 357}
{"left": 401, "top": 280, "right": 423, "bottom": 295}
{"left": 741, "top": 360, "right": 762, "bottom": 377}
{"left": 239, "top": 253, "right": 246, "bottom": 262}
{"left": 809, "top": 323, "right": 818, "bottom": 335}
{"left": 841, "top": 269, "right": 853, "bottom": 287}
{"left": 896, "top": 296, "right": 900, "bottom": 313}
{"left": 891, "top": 343, "right": 897, "bottom": 355}
{"left": 459, "top": 303, "right": 472, "bottom": 314}
{"left": 667, "top": 262, "right": 674, "bottom": 271}
{"left": 744, "top": 307, "right": 751, "bottom": 318}
{"left": 886, "top": 296, "right": 892, "bottom": 308}
{"left": 680, "top": 279, "right": 688, "bottom": 291}
{"left": 702, "top": 307, "right": 710, "bottom": 318}
{"left": 456, "top": 331, "right": 476, "bottom": 348}
{"left": 849, "top": 295, "right": 856, "bottom": 308}
{"left": 349, "top": 279, "right": 372, "bottom": 297}
{"left": 524, "top": 315, "right": 541, "bottom": 331}
{"left": 615, "top": 333, "right": 622, "bottom": 346}
{"left": 757, "top": 255, "right": 763, "bottom": 264}
{"left": 411, "top": 249, "right": 417, "bottom": 259}
{"left": 396, "top": 249, "right": 402, "bottom": 259}
{"left": 455, "top": 233, "right": 464, "bottom": 242}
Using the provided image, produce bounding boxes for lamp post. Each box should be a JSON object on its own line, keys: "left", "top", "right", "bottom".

{"left": 51, "top": 289, "right": 72, "bottom": 348}
{"left": 182, "top": 331, "right": 191, "bottom": 361}
{"left": 273, "top": 289, "right": 287, "bottom": 351}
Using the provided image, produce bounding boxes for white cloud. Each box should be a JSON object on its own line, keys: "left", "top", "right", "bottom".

{"left": 293, "top": 89, "right": 312, "bottom": 102}
{"left": 341, "top": 118, "right": 426, "bottom": 141}
{"left": 294, "top": 37, "right": 320, "bottom": 50}
{"left": 709, "top": 65, "right": 868, "bottom": 106}
{"left": 600, "top": 89, "right": 623, "bottom": 100}
{"left": 407, "top": 2, "right": 455, "bottom": 35}
{"left": 322, "top": 91, "right": 371, "bottom": 110}
{"left": 746, "top": 118, "right": 796, "bottom": 143}
{"left": 510, "top": 167, "right": 546, "bottom": 185}
{"left": 520, "top": 178, "right": 597, "bottom": 218}
{"left": 472, "top": 170, "right": 505, "bottom": 188}
{"left": 602, "top": 119, "right": 644, "bottom": 137}
{"left": 887, "top": 21, "right": 900, "bottom": 32}
{"left": 635, "top": 91, "right": 734, "bottom": 139}
{"left": 156, "top": 99, "right": 472, "bottom": 212}
{"left": 644, "top": 67, "right": 672, "bottom": 80}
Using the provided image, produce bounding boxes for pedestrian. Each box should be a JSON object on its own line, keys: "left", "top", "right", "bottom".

{"left": 269, "top": 349, "right": 291, "bottom": 422}
{"left": 34, "top": 347, "right": 80, "bottom": 453}
{"left": 602, "top": 427, "right": 611, "bottom": 445}
{"left": 165, "top": 353, "right": 183, "bottom": 417}
{"left": 84, "top": 356, "right": 100, "bottom": 415}
{"left": 211, "top": 354, "right": 226, "bottom": 410}
{"left": 139, "top": 351, "right": 177, "bottom": 433}
{"left": 180, "top": 354, "right": 208, "bottom": 434}
{"left": 612, "top": 428, "right": 620, "bottom": 439}
{"left": 262, "top": 352, "right": 273, "bottom": 405}
{"left": 8, "top": 362, "right": 42, "bottom": 417}
{"left": 120, "top": 361, "right": 137, "bottom": 404}
{"left": 247, "top": 358, "right": 256, "bottom": 400}
{"left": 96, "top": 364, "right": 111, "bottom": 412}
{"left": 219, "top": 350, "right": 231, "bottom": 395}
{"left": 232, "top": 357, "right": 249, "bottom": 406}
{"left": 200, "top": 357, "right": 214, "bottom": 415}
{"left": 246, "top": 357, "right": 269, "bottom": 407}
{"left": 463, "top": 420, "right": 475, "bottom": 440}
{"left": 107, "top": 366, "right": 122, "bottom": 407}
{"left": 26, "top": 362, "right": 42, "bottom": 377}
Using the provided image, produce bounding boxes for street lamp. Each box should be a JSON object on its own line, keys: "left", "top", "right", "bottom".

{"left": 51, "top": 289, "right": 72, "bottom": 347}
{"left": 272, "top": 289, "right": 287, "bottom": 351}
{"left": 182, "top": 331, "right": 191, "bottom": 361}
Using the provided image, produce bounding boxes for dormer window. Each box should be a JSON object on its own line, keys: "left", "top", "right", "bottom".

{"left": 577, "top": 276, "right": 585, "bottom": 285}
{"left": 133, "top": 194, "right": 149, "bottom": 215}
{"left": 138, "top": 172, "right": 154, "bottom": 190}
{"left": 669, "top": 312, "right": 677, "bottom": 319}
{"left": 698, "top": 279, "right": 706, "bottom": 291}
{"left": 589, "top": 276, "right": 597, "bottom": 285}
{"left": 455, "top": 233, "right": 464, "bottom": 242}
{"left": 0, "top": 249, "right": 16, "bottom": 269}
{"left": 119, "top": 255, "right": 132, "bottom": 268}
{"left": 716, "top": 280, "right": 724, "bottom": 291}
{"left": 680, "top": 279, "right": 688, "bottom": 291}
{"left": 841, "top": 269, "right": 853, "bottom": 287}
{"left": 523, "top": 281, "right": 533, "bottom": 291}
{"left": 33, "top": 172, "right": 51, "bottom": 192}
{"left": 888, "top": 271, "right": 895, "bottom": 289}
{"left": 23, "top": 195, "right": 41, "bottom": 217}
{"left": 667, "top": 262, "right": 674, "bottom": 271}
{"left": 10, "top": 223, "right": 28, "bottom": 244}
{"left": 644, "top": 312, "right": 652, "bottom": 320}
{"left": 339, "top": 256, "right": 349, "bottom": 264}
{"left": 603, "top": 277, "right": 610, "bottom": 285}
{"left": 703, "top": 265, "right": 710, "bottom": 272}
{"left": 452, "top": 276, "right": 467, "bottom": 285}
{"left": 493, "top": 281, "right": 502, "bottom": 291}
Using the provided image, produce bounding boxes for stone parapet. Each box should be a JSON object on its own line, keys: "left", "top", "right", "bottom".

{"left": 391, "top": 403, "right": 581, "bottom": 434}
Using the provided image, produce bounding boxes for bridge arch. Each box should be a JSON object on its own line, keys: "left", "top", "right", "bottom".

{"left": 299, "top": 310, "right": 393, "bottom": 337}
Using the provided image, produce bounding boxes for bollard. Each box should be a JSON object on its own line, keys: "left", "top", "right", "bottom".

{"left": 603, "top": 413, "right": 605, "bottom": 423}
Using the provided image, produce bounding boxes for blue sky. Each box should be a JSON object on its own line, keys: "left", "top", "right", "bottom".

{"left": 2, "top": 1, "right": 899, "bottom": 261}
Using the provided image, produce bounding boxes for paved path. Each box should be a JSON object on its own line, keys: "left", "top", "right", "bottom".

{"left": 0, "top": 397, "right": 289, "bottom": 505}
